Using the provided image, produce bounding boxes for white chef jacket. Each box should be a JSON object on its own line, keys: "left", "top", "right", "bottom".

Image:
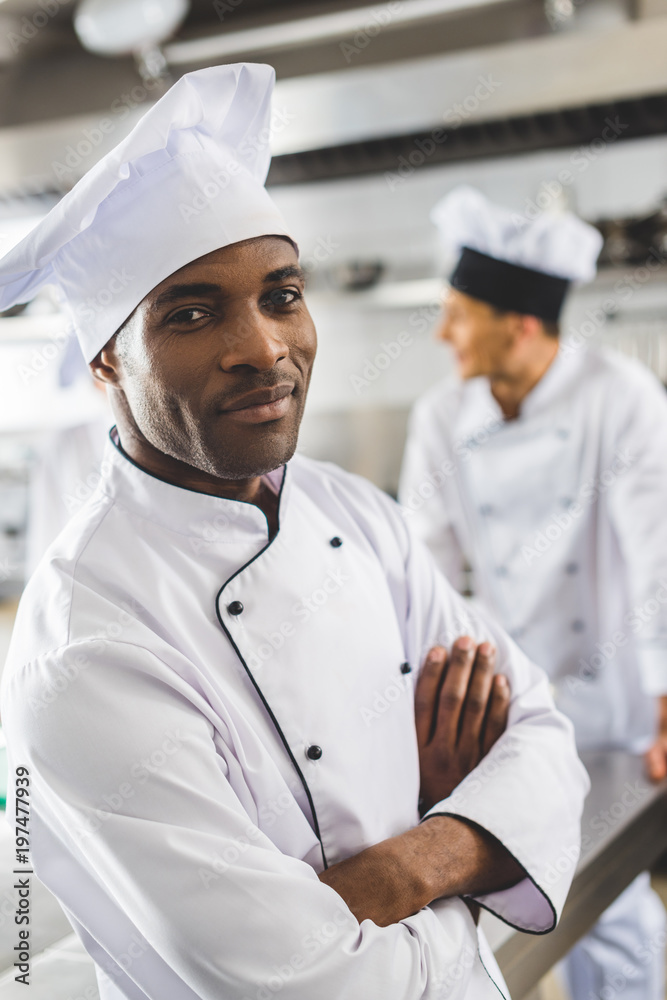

{"left": 1, "top": 428, "right": 588, "bottom": 1000}
{"left": 400, "top": 344, "right": 667, "bottom": 752}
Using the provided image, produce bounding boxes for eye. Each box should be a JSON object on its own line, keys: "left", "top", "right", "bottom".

{"left": 266, "top": 287, "right": 302, "bottom": 308}
{"left": 169, "top": 307, "right": 212, "bottom": 324}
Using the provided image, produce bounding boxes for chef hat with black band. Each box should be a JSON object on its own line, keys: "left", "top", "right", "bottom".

{"left": 0, "top": 62, "right": 295, "bottom": 363}
{"left": 431, "top": 186, "right": 603, "bottom": 322}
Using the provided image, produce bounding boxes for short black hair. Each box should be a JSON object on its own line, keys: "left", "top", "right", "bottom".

{"left": 491, "top": 306, "right": 559, "bottom": 338}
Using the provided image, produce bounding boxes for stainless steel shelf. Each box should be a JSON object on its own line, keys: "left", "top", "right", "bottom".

{"left": 486, "top": 750, "right": 667, "bottom": 998}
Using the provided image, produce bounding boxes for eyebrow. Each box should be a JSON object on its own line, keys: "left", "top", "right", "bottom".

{"left": 264, "top": 265, "right": 306, "bottom": 283}
{"left": 152, "top": 267, "right": 306, "bottom": 312}
{"left": 153, "top": 283, "right": 222, "bottom": 311}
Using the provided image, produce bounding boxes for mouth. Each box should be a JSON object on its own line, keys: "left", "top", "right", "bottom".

{"left": 218, "top": 384, "right": 295, "bottom": 424}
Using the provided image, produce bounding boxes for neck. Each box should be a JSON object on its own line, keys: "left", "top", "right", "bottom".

{"left": 110, "top": 419, "right": 280, "bottom": 537}
{"left": 489, "top": 337, "right": 559, "bottom": 419}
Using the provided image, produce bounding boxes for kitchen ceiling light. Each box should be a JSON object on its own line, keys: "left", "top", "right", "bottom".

{"left": 74, "top": 0, "right": 190, "bottom": 57}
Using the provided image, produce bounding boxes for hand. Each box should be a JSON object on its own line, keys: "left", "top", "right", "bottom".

{"left": 416, "top": 637, "right": 510, "bottom": 813}
{"left": 644, "top": 696, "right": 667, "bottom": 782}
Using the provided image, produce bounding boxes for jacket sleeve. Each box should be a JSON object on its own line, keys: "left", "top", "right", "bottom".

{"left": 381, "top": 492, "right": 590, "bottom": 934}
{"left": 1, "top": 639, "right": 501, "bottom": 1000}
{"left": 604, "top": 367, "right": 667, "bottom": 697}
{"left": 398, "top": 398, "right": 467, "bottom": 591}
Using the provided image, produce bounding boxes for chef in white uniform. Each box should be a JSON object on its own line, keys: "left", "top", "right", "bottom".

{"left": 400, "top": 186, "right": 667, "bottom": 1000}
{"left": 0, "top": 71, "right": 587, "bottom": 1000}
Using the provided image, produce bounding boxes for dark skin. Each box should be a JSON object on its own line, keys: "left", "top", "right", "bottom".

{"left": 92, "top": 236, "right": 313, "bottom": 536}
{"left": 90, "top": 235, "right": 523, "bottom": 926}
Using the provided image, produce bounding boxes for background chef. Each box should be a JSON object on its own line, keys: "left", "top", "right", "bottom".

{"left": 399, "top": 184, "right": 667, "bottom": 1000}
{"left": 0, "top": 71, "right": 588, "bottom": 1000}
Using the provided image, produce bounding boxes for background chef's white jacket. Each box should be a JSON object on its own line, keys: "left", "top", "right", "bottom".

{"left": 400, "top": 344, "right": 667, "bottom": 751}
{"left": 1, "top": 431, "right": 588, "bottom": 1000}
{"left": 25, "top": 417, "right": 110, "bottom": 577}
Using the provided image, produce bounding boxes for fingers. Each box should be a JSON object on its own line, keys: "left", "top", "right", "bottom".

{"left": 458, "top": 642, "right": 496, "bottom": 751}
{"left": 644, "top": 743, "right": 667, "bottom": 783}
{"left": 481, "top": 674, "right": 511, "bottom": 757}
{"left": 435, "top": 636, "right": 477, "bottom": 751}
{"left": 415, "top": 646, "right": 447, "bottom": 747}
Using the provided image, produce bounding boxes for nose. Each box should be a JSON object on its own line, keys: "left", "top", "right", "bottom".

{"left": 436, "top": 308, "right": 451, "bottom": 343}
{"left": 219, "top": 308, "right": 289, "bottom": 372}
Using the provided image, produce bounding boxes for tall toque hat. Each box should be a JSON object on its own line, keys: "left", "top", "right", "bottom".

{"left": 431, "top": 186, "right": 603, "bottom": 321}
{"left": 0, "top": 63, "right": 293, "bottom": 362}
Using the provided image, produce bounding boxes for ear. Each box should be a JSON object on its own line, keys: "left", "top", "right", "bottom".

{"left": 89, "top": 340, "right": 122, "bottom": 388}
{"left": 517, "top": 313, "right": 543, "bottom": 342}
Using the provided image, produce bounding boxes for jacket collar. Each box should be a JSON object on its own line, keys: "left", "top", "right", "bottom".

{"left": 97, "top": 426, "right": 289, "bottom": 542}
{"left": 454, "top": 342, "right": 582, "bottom": 444}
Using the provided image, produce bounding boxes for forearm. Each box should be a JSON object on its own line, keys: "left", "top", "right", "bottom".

{"left": 660, "top": 696, "right": 667, "bottom": 726}
{"left": 319, "top": 815, "right": 524, "bottom": 927}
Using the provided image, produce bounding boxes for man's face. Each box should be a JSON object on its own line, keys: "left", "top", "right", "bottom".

{"left": 437, "top": 288, "right": 514, "bottom": 380}
{"left": 106, "top": 235, "right": 316, "bottom": 480}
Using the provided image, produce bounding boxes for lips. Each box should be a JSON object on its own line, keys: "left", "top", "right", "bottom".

{"left": 220, "top": 384, "right": 294, "bottom": 413}
{"left": 217, "top": 383, "right": 296, "bottom": 424}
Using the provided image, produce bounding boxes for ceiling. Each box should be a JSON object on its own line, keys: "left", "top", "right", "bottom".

{"left": 1, "top": 0, "right": 666, "bottom": 200}
{"left": 0, "top": 0, "right": 564, "bottom": 127}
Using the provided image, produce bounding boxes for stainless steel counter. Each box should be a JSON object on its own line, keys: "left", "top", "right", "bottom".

{"left": 484, "top": 751, "right": 667, "bottom": 999}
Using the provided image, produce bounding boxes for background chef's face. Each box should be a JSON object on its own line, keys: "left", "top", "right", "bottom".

{"left": 437, "top": 288, "right": 517, "bottom": 380}
{"left": 107, "top": 235, "right": 317, "bottom": 480}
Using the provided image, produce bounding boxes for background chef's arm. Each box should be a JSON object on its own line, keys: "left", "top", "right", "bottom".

{"left": 2, "top": 640, "right": 490, "bottom": 1000}
{"left": 381, "top": 492, "right": 590, "bottom": 934}
{"left": 604, "top": 370, "right": 667, "bottom": 779}
{"left": 604, "top": 370, "right": 667, "bottom": 701}
{"left": 398, "top": 398, "right": 467, "bottom": 588}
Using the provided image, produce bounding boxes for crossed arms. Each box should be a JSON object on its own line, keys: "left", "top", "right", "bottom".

{"left": 320, "top": 637, "right": 523, "bottom": 926}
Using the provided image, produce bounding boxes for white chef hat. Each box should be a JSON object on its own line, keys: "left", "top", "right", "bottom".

{"left": 431, "top": 186, "right": 603, "bottom": 321}
{"left": 0, "top": 63, "right": 294, "bottom": 363}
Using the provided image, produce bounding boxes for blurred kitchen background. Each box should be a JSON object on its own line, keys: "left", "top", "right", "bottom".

{"left": 2, "top": 0, "right": 667, "bottom": 616}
